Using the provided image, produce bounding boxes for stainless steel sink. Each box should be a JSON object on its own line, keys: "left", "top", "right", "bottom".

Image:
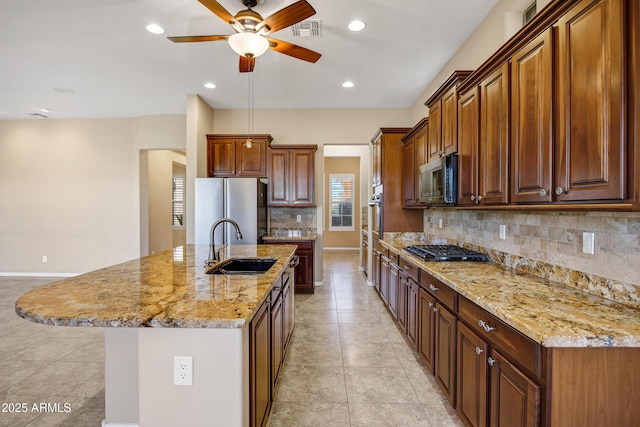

{"left": 206, "top": 258, "right": 277, "bottom": 275}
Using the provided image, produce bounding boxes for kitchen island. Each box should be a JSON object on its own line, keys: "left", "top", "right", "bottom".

{"left": 15, "top": 244, "right": 297, "bottom": 427}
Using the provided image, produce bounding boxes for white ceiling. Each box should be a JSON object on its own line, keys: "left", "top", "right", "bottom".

{"left": 0, "top": 0, "right": 501, "bottom": 120}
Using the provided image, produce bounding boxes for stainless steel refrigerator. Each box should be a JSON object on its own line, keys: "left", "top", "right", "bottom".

{"left": 194, "top": 177, "right": 268, "bottom": 245}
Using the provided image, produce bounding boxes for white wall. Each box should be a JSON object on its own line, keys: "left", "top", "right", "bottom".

{"left": 0, "top": 115, "right": 185, "bottom": 275}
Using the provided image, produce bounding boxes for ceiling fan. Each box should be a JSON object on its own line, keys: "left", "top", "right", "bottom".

{"left": 168, "top": 0, "right": 322, "bottom": 72}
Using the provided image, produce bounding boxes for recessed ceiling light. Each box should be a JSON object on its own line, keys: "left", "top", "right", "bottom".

{"left": 342, "top": 81, "right": 354, "bottom": 88}
{"left": 146, "top": 23, "right": 165, "bottom": 35}
{"left": 204, "top": 82, "right": 216, "bottom": 89}
{"left": 348, "top": 20, "right": 366, "bottom": 32}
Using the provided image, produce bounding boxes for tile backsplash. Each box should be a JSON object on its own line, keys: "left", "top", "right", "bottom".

{"left": 423, "top": 209, "right": 640, "bottom": 308}
{"left": 269, "top": 207, "right": 317, "bottom": 230}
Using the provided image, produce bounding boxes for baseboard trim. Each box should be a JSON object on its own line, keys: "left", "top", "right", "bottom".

{"left": 314, "top": 280, "right": 325, "bottom": 287}
{"left": 323, "top": 247, "right": 359, "bottom": 251}
{"left": 102, "top": 421, "right": 139, "bottom": 427}
{"left": 0, "top": 272, "right": 79, "bottom": 278}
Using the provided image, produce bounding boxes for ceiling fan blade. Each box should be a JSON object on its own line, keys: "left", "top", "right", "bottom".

{"left": 167, "top": 35, "right": 229, "bottom": 43}
{"left": 239, "top": 56, "right": 256, "bottom": 73}
{"left": 257, "top": 0, "right": 316, "bottom": 34}
{"left": 267, "top": 38, "right": 321, "bottom": 63}
{"left": 198, "top": 0, "right": 239, "bottom": 26}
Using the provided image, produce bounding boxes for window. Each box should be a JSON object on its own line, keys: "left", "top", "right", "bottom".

{"left": 329, "top": 174, "right": 354, "bottom": 231}
{"left": 172, "top": 174, "right": 185, "bottom": 229}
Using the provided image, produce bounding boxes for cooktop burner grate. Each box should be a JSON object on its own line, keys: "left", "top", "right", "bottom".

{"left": 403, "top": 245, "right": 487, "bottom": 262}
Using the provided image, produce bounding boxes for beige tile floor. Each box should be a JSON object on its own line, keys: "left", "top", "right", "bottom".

{"left": 0, "top": 250, "right": 463, "bottom": 426}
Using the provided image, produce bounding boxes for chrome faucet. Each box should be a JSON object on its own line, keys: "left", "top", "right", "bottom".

{"left": 206, "top": 218, "right": 243, "bottom": 266}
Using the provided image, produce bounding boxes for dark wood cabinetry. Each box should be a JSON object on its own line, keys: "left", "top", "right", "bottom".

{"left": 401, "top": 118, "right": 428, "bottom": 207}
{"left": 479, "top": 63, "right": 510, "bottom": 206}
{"left": 270, "top": 289, "right": 284, "bottom": 392}
{"left": 457, "top": 87, "right": 481, "bottom": 206}
{"left": 457, "top": 321, "right": 489, "bottom": 427}
{"left": 268, "top": 145, "right": 316, "bottom": 206}
{"left": 418, "top": 288, "right": 436, "bottom": 372}
{"left": 426, "top": 71, "right": 473, "bottom": 162}
{"left": 555, "top": 0, "right": 626, "bottom": 202}
{"left": 435, "top": 302, "right": 457, "bottom": 405}
{"left": 207, "top": 134, "right": 271, "bottom": 177}
{"left": 510, "top": 29, "right": 553, "bottom": 204}
{"left": 371, "top": 128, "right": 423, "bottom": 233}
{"left": 266, "top": 240, "right": 314, "bottom": 294}
{"left": 250, "top": 297, "right": 271, "bottom": 427}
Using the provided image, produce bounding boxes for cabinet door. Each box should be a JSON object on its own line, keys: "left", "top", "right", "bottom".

{"left": 406, "top": 278, "right": 419, "bottom": 349}
{"left": 458, "top": 87, "right": 481, "bottom": 206}
{"left": 208, "top": 139, "right": 236, "bottom": 177}
{"left": 489, "top": 349, "right": 540, "bottom": 427}
{"left": 457, "top": 322, "right": 489, "bottom": 427}
{"left": 428, "top": 100, "right": 443, "bottom": 161}
{"left": 442, "top": 86, "right": 459, "bottom": 155}
{"left": 283, "top": 278, "right": 294, "bottom": 348}
{"left": 237, "top": 139, "right": 267, "bottom": 176}
{"left": 290, "top": 149, "right": 315, "bottom": 205}
{"left": 372, "top": 248, "right": 381, "bottom": 294}
{"left": 397, "top": 271, "right": 408, "bottom": 332}
{"left": 267, "top": 150, "right": 290, "bottom": 205}
{"left": 372, "top": 138, "right": 381, "bottom": 186}
{"left": 435, "top": 303, "right": 457, "bottom": 405}
{"left": 379, "top": 255, "right": 390, "bottom": 305}
{"left": 250, "top": 300, "right": 271, "bottom": 427}
{"left": 414, "top": 125, "right": 428, "bottom": 204}
{"left": 271, "top": 293, "right": 284, "bottom": 392}
{"left": 510, "top": 29, "right": 553, "bottom": 204}
{"left": 294, "top": 247, "right": 314, "bottom": 294}
{"left": 479, "top": 62, "right": 510, "bottom": 205}
{"left": 418, "top": 288, "right": 436, "bottom": 373}
{"left": 387, "top": 261, "right": 399, "bottom": 319}
{"left": 555, "top": 0, "right": 625, "bottom": 201}
{"left": 402, "top": 137, "right": 416, "bottom": 207}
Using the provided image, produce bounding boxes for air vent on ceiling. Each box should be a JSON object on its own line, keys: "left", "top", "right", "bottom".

{"left": 291, "top": 19, "right": 322, "bottom": 37}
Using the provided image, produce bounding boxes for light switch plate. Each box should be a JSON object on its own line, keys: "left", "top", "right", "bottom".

{"left": 499, "top": 224, "right": 506, "bottom": 240}
{"left": 583, "top": 232, "right": 595, "bottom": 255}
{"left": 438, "top": 218, "right": 443, "bottom": 229}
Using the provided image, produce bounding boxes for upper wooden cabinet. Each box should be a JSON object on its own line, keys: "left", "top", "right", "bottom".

{"left": 510, "top": 28, "right": 553, "bottom": 204}
{"left": 401, "top": 118, "right": 429, "bottom": 208}
{"left": 425, "top": 71, "right": 473, "bottom": 163}
{"left": 479, "top": 62, "right": 510, "bottom": 206}
{"left": 267, "top": 145, "right": 316, "bottom": 206}
{"left": 555, "top": 0, "right": 626, "bottom": 202}
{"left": 455, "top": 0, "right": 632, "bottom": 208}
{"left": 207, "top": 134, "right": 272, "bottom": 177}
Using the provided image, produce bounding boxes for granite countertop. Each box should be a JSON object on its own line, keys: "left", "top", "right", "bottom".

{"left": 15, "top": 244, "right": 297, "bottom": 329}
{"left": 262, "top": 229, "right": 317, "bottom": 241}
{"left": 379, "top": 239, "right": 640, "bottom": 348}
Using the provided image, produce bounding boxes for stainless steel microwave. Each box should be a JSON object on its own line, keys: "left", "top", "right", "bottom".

{"left": 418, "top": 154, "right": 458, "bottom": 205}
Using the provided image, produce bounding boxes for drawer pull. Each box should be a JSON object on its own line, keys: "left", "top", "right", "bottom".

{"left": 403, "top": 265, "right": 412, "bottom": 270}
{"left": 478, "top": 320, "right": 496, "bottom": 332}
{"left": 429, "top": 284, "right": 439, "bottom": 292}
{"left": 432, "top": 306, "right": 439, "bottom": 313}
{"left": 475, "top": 347, "right": 483, "bottom": 355}
{"left": 488, "top": 357, "right": 496, "bottom": 367}
{"left": 428, "top": 302, "right": 434, "bottom": 308}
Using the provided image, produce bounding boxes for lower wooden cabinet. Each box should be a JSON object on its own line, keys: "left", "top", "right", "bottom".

{"left": 435, "top": 302, "right": 457, "bottom": 406}
{"left": 266, "top": 240, "right": 314, "bottom": 293}
{"left": 271, "top": 291, "right": 284, "bottom": 392}
{"left": 418, "top": 288, "right": 436, "bottom": 372}
{"left": 379, "top": 254, "right": 390, "bottom": 306}
{"left": 457, "top": 321, "right": 490, "bottom": 427}
{"left": 250, "top": 298, "right": 271, "bottom": 427}
{"left": 388, "top": 261, "right": 399, "bottom": 319}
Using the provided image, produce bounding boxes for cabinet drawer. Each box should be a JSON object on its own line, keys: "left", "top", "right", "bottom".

{"left": 421, "top": 272, "right": 457, "bottom": 313}
{"left": 376, "top": 241, "right": 389, "bottom": 257}
{"left": 398, "top": 256, "right": 420, "bottom": 282}
{"left": 388, "top": 250, "right": 399, "bottom": 265}
{"left": 458, "top": 297, "right": 542, "bottom": 378}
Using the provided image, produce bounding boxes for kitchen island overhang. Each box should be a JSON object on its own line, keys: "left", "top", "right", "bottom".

{"left": 15, "top": 244, "right": 298, "bottom": 427}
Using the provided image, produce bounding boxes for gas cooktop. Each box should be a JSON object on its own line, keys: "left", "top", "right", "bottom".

{"left": 403, "top": 245, "right": 488, "bottom": 262}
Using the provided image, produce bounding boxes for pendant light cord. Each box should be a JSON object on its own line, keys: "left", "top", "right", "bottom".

{"left": 246, "top": 72, "right": 255, "bottom": 147}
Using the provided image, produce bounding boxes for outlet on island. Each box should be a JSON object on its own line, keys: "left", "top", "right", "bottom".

{"left": 174, "top": 356, "right": 193, "bottom": 386}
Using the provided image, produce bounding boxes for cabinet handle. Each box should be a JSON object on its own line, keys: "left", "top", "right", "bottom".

{"left": 488, "top": 357, "right": 496, "bottom": 367}
{"left": 555, "top": 187, "right": 568, "bottom": 195}
{"left": 470, "top": 195, "right": 476, "bottom": 201}
{"left": 428, "top": 302, "right": 434, "bottom": 308}
{"left": 477, "top": 195, "right": 483, "bottom": 202}
{"left": 403, "top": 265, "right": 412, "bottom": 270}
{"left": 539, "top": 189, "right": 548, "bottom": 197}
{"left": 478, "top": 320, "right": 496, "bottom": 332}
{"left": 432, "top": 306, "right": 439, "bottom": 313}
{"left": 475, "top": 347, "right": 483, "bottom": 355}
{"left": 429, "top": 284, "right": 439, "bottom": 292}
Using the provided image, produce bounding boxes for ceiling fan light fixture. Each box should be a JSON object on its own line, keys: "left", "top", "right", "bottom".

{"left": 228, "top": 32, "right": 270, "bottom": 58}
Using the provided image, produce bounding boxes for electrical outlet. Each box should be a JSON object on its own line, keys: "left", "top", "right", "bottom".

{"left": 583, "top": 232, "right": 595, "bottom": 255}
{"left": 42, "top": 255, "right": 47, "bottom": 263}
{"left": 499, "top": 224, "right": 506, "bottom": 240}
{"left": 438, "top": 218, "right": 443, "bottom": 229}
{"left": 174, "top": 356, "right": 193, "bottom": 386}
{"left": 296, "top": 214, "right": 302, "bottom": 222}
